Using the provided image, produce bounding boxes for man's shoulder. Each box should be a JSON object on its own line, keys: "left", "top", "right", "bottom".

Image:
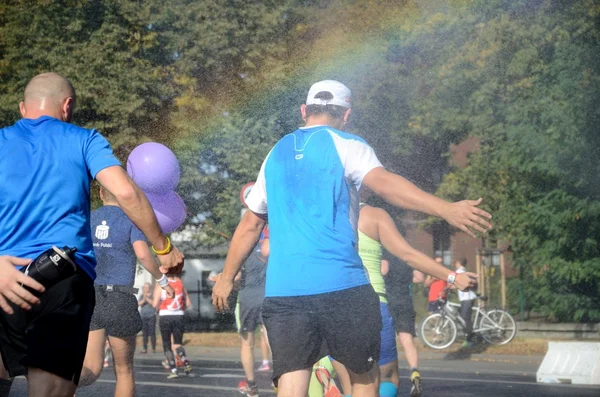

{"left": 49, "top": 119, "right": 95, "bottom": 137}
{"left": 324, "top": 127, "right": 368, "bottom": 144}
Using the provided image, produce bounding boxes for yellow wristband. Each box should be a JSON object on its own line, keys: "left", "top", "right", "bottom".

{"left": 151, "top": 237, "right": 171, "bottom": 255}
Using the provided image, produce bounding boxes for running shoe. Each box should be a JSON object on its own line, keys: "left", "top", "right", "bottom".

{"left": 162, "top": 360, "right": 170, "bottom": 370}
{"left": 167, "top": 369, "right": 179, "bottom": 379}
{"left": 410, "top": 370, "right": 423, "bottom": 397}
{"left": 184, "top": 363, "right": 195, "bottom": 377}
{"left": 238, "top": 380, "right": 259, "bottom": 396}
{"left": 103, "top": 359, "right": 110, "bottom": 368}
{"left": 315, "top": 367, "right": 343, "bottom": 397}
{"left": 257, "top": 362, "right": 271, "bottom": 372}
{"left": 461, "top": 340, "right": 475, "bottom": 349}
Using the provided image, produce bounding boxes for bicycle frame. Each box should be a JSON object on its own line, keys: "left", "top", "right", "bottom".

{"left": 442, "top": 300, "right": 508, "bottom": 334}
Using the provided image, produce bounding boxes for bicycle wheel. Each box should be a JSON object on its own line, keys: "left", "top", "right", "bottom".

{"left": 480, "top": 309, "right": 517, "bottom": 345}
{"left": 420, "top": 313, "right": 457, "bottom": 349}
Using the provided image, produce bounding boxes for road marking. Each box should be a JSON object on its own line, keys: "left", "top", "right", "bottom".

{"left": 135, "top": 364, "right": 245, "bottom": 372}
{"left": 200, "top": 373, "right": 243, "bottom": 378}
{"left": 95, "top": 379, "right": 277, "bottom": 394}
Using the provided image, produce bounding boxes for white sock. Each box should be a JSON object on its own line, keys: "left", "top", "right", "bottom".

{"left": 262, "top": 360, "right": 269, "bottom": 365}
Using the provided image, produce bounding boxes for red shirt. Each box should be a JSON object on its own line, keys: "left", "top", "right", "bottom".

{"left": 428, "top": 279, "right": 447, "bottom": 302}
{"left": 159, "top": 278, "right": 185, "bottom": 312}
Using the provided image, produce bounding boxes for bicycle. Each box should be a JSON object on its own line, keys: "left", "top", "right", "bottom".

{"left": 420, "top": 292, "right": 517, "bottom": 349}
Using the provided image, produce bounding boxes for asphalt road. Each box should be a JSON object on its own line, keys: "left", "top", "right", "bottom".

{"left": 8, "top": 347, "right": 600, "bottom": 396}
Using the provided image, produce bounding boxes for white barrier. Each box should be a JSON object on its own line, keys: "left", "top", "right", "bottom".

{"left": 537, "top": 342, "right": 600, "bottom": 385}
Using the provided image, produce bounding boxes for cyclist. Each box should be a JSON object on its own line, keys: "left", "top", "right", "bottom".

{"left": 454, "top": 258, "right": 478, "bottom": 347}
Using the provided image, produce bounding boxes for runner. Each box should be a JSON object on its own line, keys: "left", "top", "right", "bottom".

{"left": 0, "top": 72, "right": 183, "bottom": 397}
{"left": 383, "top": 253, "right": 425, "bottom": 397}
{"left": 454, "top": 258, "right": 478, "bottom": 347}
{"left": 153, "top": 274, "right": 194, "bottom": 379}
{"left": 236, "top": 227, "right": 271, "bottom": 397}
{"left": 212, "top": 80, "right": 488, "bottom": 396}
{"left": 138, "top": 282, "right": 158, "bottom": 354}
{"left": 77, "top": 186, "right": 175, "bottom": 397}
{"left": 331, "top": 203, "right": 471, "bottom": 397}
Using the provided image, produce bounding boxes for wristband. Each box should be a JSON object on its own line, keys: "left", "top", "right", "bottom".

{"left": 157, "top": 274, "right": 169, "bottom": 288}
{"left": 151, "top": 237, "right": 171, "bottom": 255}
{"left": 447, "top": 271, "right": 457, "bottom": 284}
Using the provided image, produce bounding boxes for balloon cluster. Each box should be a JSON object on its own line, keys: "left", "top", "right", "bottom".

{"left": 126, "top": 142, "right": 187, "bottom": 234}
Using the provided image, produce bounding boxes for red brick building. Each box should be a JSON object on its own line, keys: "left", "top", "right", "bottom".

{"left": 398, "top": 136, "right": 516, "bottom": 278}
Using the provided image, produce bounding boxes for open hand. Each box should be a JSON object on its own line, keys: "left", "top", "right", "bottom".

{"left": 442, "top": 198, "right": 492, "bottom": 238}
{"left": 0, "top": 256, "right": 45, "bottom": 314}
{"left": 211, "top": 273, "right": 234, "bottom": 313}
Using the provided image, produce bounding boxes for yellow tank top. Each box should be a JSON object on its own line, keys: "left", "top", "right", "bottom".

{"left": 358, "top": 229, "right": 387, "bottom": 303}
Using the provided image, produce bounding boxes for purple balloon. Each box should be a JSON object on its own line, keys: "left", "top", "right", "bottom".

{"left": 127, "top": 143, "right": 180, "bottom": 194}
{"left": 147, "top": 191, "right": 187, "bottom": 234}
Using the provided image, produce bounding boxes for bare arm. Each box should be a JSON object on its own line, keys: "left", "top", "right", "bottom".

{"left": 138, "top": 293, "right": 145, "bottom": 306}
{"left": 362, "top": 168, "right": 492, "bottom": 238}
{"left": 184, "top": 287, "right": 192, "bottom": 310}
{"left": 133, "top": 241, "right": 163, "bottom": 280}
{"left": 95, "top": 166, "right": 184, "bottom": 273}
{"left": 381, "top": 259, "right": 390, "bottom": 276}
{"left": 133, "top": 241, "right": 174, "bottom": 297}
{"left": 260, "top": 237, "right": 270, "bottom": 258}
{"left": 376, "top": 209, "right": 476, "bottom": 291}
{"left": 212, "top": 210, "right": 266, "bottom": 312}
{"left": 152, "top": 283, "right": 162, "bottom": 309}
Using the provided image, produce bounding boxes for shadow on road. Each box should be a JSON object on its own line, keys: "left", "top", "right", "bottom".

{"left": 443, "top": 338, "right": 491, "bottom": 360}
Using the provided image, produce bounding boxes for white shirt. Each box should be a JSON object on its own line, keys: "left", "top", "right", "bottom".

{"left": 456, "top": 267, "right": 477, "bottom": 301}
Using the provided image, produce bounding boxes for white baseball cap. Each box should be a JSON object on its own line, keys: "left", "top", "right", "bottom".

{"left": 306, "top": 80, "right": 352, "bottom": 108}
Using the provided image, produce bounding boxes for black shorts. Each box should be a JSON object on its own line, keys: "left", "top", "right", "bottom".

{"left": 236, "top": 300, "right": 263, "bottom": 334}
{"left": 0, "top": 272, "right": 94, "bottom": 384}
{"left": 428, "top": 301, "right": 444, "bottom": 313}
{"left": 388, "top": 298, "right": 416, "bottom": 336}
{"left": 262, "top": 284, "right": 381, "bottom": 383}
{"left": 159, "top": 315, "right": 185, "bottom": 345}
{"left": 89, "top": 287, "right": 142, "bottom": 338}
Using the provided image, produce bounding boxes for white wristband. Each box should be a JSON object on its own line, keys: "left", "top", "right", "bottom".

{"left": 157, "top": 274, "right": 169, "bottom": 288}
{"left": 447, "top": 271, "right": 457, "bottom": 284}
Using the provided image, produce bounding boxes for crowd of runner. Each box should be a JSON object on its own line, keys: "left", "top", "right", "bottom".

{"left": 0, "top": 74, "right": 488, "bottom": 397}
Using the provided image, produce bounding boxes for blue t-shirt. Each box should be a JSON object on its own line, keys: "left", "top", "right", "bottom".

{"left": 91, "top": 206, "right": 146, "bottom": 286}
{"left": 245, "top": 125, "right": 383, "bottom": 297}
{"left": 0, "top": 116, "right": 121, "bottom": 280}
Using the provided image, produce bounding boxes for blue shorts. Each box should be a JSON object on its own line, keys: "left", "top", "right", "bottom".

{"left": 379, "top": 302, "right": 398, "bottom": 365}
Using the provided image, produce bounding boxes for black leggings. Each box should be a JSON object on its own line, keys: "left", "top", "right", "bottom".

{"left": 159, "top": 315, "right": 186, "bottom": 370}
{"left": 159, "top": 315, "right": 184, "bottom": 352}
{"left": 141, "top": 315, "right": 156, "bottom": 351}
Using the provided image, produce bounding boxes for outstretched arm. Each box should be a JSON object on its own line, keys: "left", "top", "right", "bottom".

{"left": 376, "top": 209, "right": 476, "bottom": 291}
{"left": 362, "top": 168, "right": 492, "bottom": 238}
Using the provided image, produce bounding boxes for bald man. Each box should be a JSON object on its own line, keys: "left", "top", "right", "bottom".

{"left": 0, "top": 72, "right": 184, "bottom": 397}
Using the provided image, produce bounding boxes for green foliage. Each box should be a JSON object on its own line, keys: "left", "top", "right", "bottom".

{"left": 1, "top": 0, "right": 598, "bottom": 321}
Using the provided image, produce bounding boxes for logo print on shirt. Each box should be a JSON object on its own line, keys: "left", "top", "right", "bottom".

{"left": 295, "top": 154, "right": 304, "bottom": 160}
{"left": 95, "top": 220, "right": 110, "bottom": 240}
